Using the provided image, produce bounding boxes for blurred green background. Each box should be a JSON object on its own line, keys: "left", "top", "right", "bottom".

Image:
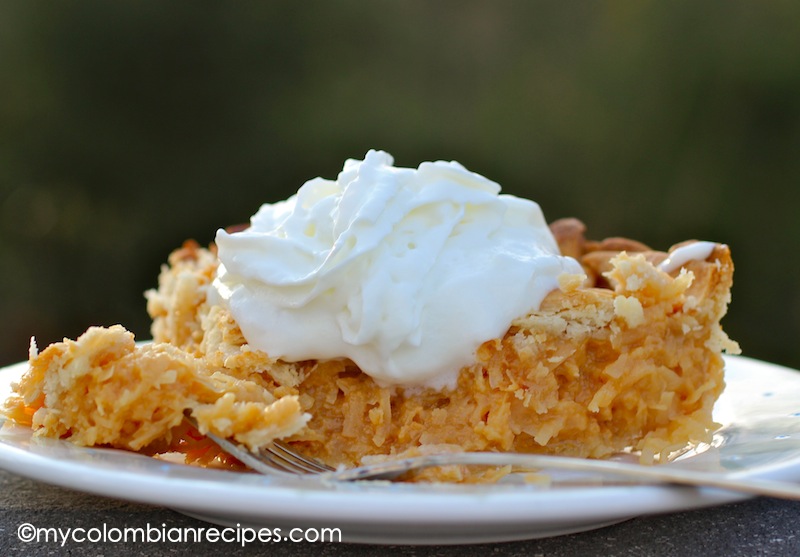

{"left": 1, "top": 1, "right": 798, "bottom": 371}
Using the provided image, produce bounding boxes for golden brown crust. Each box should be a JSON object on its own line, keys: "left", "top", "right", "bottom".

{"left": 548, "top": 218, "right": 587, "bottom": 260}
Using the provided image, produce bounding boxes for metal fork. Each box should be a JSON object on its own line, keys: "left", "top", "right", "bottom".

{"left": 183, "top": 413, "right": 334, "bottom": 475}
{"left": 183, "top": 414, "right": 800, "bottom": 499}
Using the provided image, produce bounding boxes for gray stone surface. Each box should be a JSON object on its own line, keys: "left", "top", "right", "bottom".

{"left": 2, "top": 469, "right": 800, "bottom": 556}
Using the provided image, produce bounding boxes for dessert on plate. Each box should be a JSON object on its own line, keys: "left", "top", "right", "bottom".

{"left": 2, "top": 150, "right": 739, "bottom": 482}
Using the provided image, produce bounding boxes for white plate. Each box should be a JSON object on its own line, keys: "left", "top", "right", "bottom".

{"left": 2, "top": 355, "right": 800, "bottom": 545}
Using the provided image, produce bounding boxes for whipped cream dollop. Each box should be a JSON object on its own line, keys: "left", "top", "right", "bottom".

{"left": 212, "top": 150, "right": 582, "bottom": 388}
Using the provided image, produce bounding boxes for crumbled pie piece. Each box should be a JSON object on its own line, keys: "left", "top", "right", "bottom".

{"left": 4, "top": 325, "right": 308, "bottom": 464}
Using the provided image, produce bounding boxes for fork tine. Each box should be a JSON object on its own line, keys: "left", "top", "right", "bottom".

{"left": 266, "top": 441, "right": 335, "bottom": 473}
{"left": 183, "top": 412, "right": 303, "bottom": 476}
{"left": 256, "top": 446, "right": 308, "bottom": 474}
{"left": 256, "top": 444, "right": 322, "bottom": 474}
{"left": 183, "top": 411, "right": 332, "bottom": 476}
{"left": 200, "top": 426, "right": 296, "bottom": 477}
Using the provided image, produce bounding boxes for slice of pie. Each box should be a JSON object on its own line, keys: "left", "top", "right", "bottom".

{"left": 3, "top": 150, "right": 739, "bottom": 482}
{"left": 4, "top": 217, "right": 737, "bottom": 482}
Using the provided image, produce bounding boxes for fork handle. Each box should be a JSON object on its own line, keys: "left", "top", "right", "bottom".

{"left": 329, "top": 452, "right": 800, "bottom": 500}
